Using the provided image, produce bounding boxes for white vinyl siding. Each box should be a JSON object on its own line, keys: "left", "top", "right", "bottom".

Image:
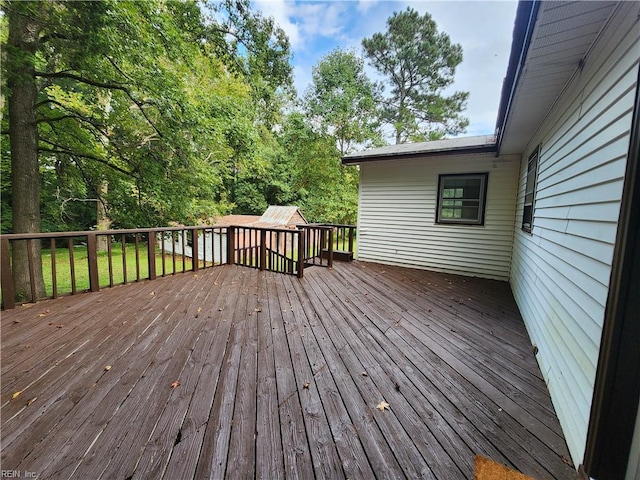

{"left": 510, "top": 2, "right": 640, "bottom": 466}
{"left": 357, "top": 154, "right": 519, "bottom": 280}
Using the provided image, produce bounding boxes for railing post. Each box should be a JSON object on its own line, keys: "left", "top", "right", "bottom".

{"left": 1, "top": 238, "right": 15, "bottom": 310}
{"left": 297, "top": 229, "right": 305, "bottom": 278}
{"left": 148, "top": 231, "right": 157, "bottom": 280}
{"left": 260, "top": 229, "right": 267, "bottom": 271}
{"left": 327, "top": 228, "right": 334, "bottom": 269}
{"left": 191, "top": 229, "right": 199, "bottom": 272}
{"left": 348, "top": 226, "right": 355, "bottom": 255}
{"left": 87, "top": 233, "right": 100, "bottom": 293}
{"left": 227, "top": 227, "right": 235, "bottom": 265}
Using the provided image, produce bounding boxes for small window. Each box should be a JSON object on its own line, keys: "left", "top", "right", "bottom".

{"left": 522, "top": 147, "right": 539, "bottom": 233}
{"left": 436, "top": 173, "right": 488, "bottom": 225}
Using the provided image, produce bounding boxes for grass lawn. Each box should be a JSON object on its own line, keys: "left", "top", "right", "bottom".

{"left": 41, "top": 242, "right": 196, "bottom": 296}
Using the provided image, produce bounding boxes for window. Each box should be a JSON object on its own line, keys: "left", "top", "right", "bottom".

{"left": 522, "top": 147, "right": 539, "bottom": 233}
{"left": 436, "top": 173, "right": 488, "bottom": 225}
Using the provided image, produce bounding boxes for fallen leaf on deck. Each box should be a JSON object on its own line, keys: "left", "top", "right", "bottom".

{"left": 26, "top": 397, "right": 37, "bottom": 406}
{"left": 376, "top": 401, "right": 390, "bottom": 411}
{"left": 150, "top": 291, "right": 156, "bottom": 296}
{"left": 561, "top": 455, "right": 572, "bottom": 466}
{"left": 255, "top": 308, "right": 262, "bottom": 312}
{"left": 303, "top": 382, "right": 310, "bottom": 389}
{"left": 11, "top": 391, "right": 22, "bottom": 399}
{"left": 104, "top": 365, "right": 112, "bottom": 371}
{"left": 193, "top": 274, "right": 198, "bottom": 278}
{"left": 197, "top": 307, "right": 202, "bottom": 313}
{"left": 171, "top": 381, "right": 180, "bottom": 389}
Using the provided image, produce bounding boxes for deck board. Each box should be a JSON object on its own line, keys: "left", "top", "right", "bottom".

{"left": 1, "top": 262, "right": 578, "bottom": 479}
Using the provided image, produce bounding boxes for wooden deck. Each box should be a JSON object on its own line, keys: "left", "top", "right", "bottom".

{"left": 1, "top": 262, "right": 578, "bottom": 479}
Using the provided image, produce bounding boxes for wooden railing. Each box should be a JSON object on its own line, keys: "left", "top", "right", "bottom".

{"left": 1, "top": 223, "right": 357, "bottom": 310}
{"left": 312, "top": 224, "right": 357, "bottom": 261}
{"left": 228, "top": 224, "right": 334, "bottom": 276}
{"left": 0, "top": 226, "right": 227, "bottom": 310}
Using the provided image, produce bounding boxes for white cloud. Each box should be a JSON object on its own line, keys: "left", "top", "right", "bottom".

{"left": 357, "top": 0, "right": 378, "bottom": 14}
{"left": 253, "top": 0, "right": 350, "bottom": 51}
{"left": 253, "top": 0, "right": 519, "bottom": 138}
{"left": 254, "top": 0, "right": 301, "bottom": 47}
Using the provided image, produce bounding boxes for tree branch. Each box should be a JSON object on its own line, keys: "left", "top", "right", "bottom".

{"left": 39, "top": 140, "right": 135, "bottom": 177}
{"left": 35, "top": 70, "right": 128, "bottom": 89}
{"left": 34, "top": 70, "right": 163, "bottom": 138}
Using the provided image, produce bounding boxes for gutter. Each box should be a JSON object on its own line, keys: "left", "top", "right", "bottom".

{"left": 495, "top": 0, "right": 541, "bottom": 156}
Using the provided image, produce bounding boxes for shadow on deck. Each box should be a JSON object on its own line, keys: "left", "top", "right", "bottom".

{"left": 1, "top": 262, "right": 577, "bottom": 479}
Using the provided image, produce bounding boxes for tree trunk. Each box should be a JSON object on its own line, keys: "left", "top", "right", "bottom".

{"left": 96, "top": 181, "right": 111, "bottom": 252}
{"left": 8, "top": 3, "right": 46, "bottom": 301}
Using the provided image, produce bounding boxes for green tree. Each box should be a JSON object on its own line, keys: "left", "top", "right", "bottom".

{"left": 362, "top": 7, "right": 469, "bottom": 144}
{"left": 1, "top": 0, "right": 291, "bottom": 300}
{"left": 304, "top": 49, "right": 382, "bottom": 155}
{"left": 278, "top": 113, "right": 358, "bottom": 224}
{"left": 203, "top": 0, "right": 293, "bottom": 128}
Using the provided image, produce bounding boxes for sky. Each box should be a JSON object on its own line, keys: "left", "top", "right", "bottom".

{"left": 251, "top": 0, "right": 519, "bottom": 138}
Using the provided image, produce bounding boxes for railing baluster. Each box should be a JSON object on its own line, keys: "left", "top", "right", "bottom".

{"left": 297, "top": 230, "right": 304, "bottom": 278}
{"left": 171, "top": 231, "right": 177, "bottom": 275}
{"left": 68, "top": 238, "right": 76, "bottom": 295}
{"left": 51, "top": 238, "right": 58, "bottom": 298}
{"left": 181, "top": 230, "right": 187, "bottom": 273}
{"left": 161, "top": 232, "right": 166, "bottom": 276}
{"left": 107, "top": 235, "right": 114, "bottom": 288}
{"left": 148, "top": 231, "right": 157, "bottom": 280}
{"left": 260, "top": 229, "right": 266, "bottom": 271}
{"left": 135, "top": 234, "right": 141, "bottom": 281}
{"left": 122, "top": 234, "right": 127, "bottom": 284}
{"left": 192, "top": 228, "right": 199, "bottom": 272}
{"left": 26, "top": 239, "right": 37, "bottom": 301}
{"left": 87, "top": 233, "right": 100, "bottom": 292}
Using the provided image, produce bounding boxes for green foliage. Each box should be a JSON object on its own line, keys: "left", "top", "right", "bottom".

{"left": 278, "top": 113, "right": 358, "bottom": 224}
{"left": 2, "top": 0, "right": 364, "bottom": 233}
{"left": 362, "top": 7, "right": 469, "bottom": 144}
{"left": 304, "top": 48, "right": 382, "bottom": 155}
{"left": 1, "top": 0, "right": 292, "bottom": 232}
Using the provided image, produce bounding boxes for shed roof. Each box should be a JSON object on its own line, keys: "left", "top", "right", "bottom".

{"left": 214, "top": 206, "right": 308, "bottom": 229}
{"left": 258, "top": 205, "right": 308, "bottom": 225}
{"left": 213, "top": 214, "right": 262, "bottom": 227}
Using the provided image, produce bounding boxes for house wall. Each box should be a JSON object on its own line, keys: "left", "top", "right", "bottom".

{"left": 356, "top": 153, "right": 520, "bottom": 280}
{"left": 509, "top": 2, "right": 640, "bottom": 467}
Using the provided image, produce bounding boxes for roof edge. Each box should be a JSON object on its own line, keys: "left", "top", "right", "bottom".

{"left": 341, "top": 143, "right": 497, "bottom": 165}
{"left": 495, "top": 0, "right": 541, "bottom": 154}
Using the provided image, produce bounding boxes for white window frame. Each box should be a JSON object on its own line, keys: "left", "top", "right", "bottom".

{"left": 522, "top": 147, "right": 539, "bottom": 233}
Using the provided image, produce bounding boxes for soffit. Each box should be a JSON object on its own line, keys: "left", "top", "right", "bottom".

{"left": 499, "top": 1, "right": 619, "bottom": 155}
